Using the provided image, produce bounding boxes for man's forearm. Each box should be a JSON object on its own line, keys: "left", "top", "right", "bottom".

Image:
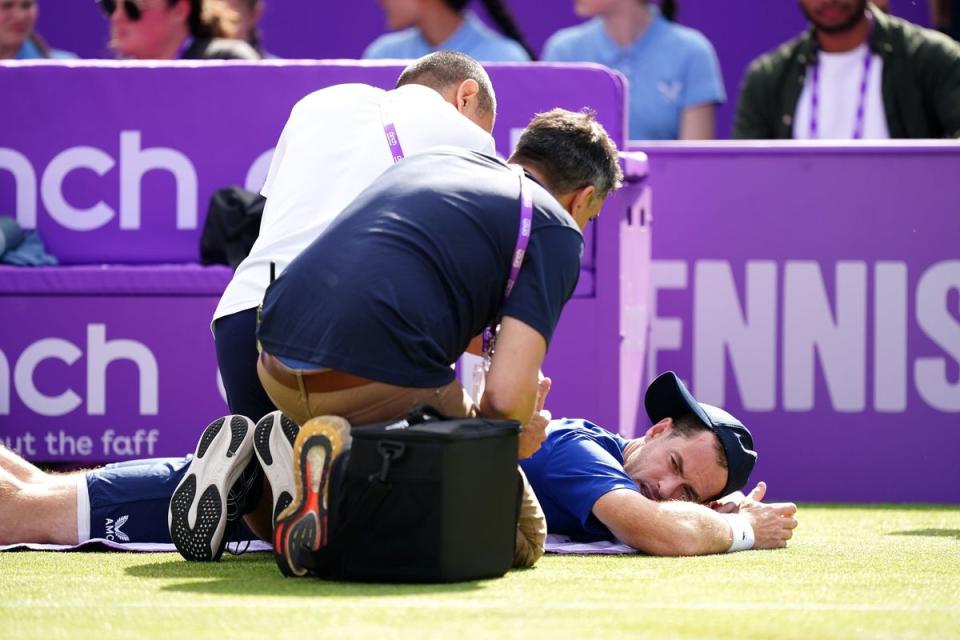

{"left": 594, "top": 489, "right": 733, "bottom": 556}
{"left": 623, "top": 500, "right": 734, "bottom": 556}
{"left": 594, "top": 484, "right": 797, "bottom": 556}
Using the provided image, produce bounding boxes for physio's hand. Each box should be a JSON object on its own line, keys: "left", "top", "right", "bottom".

{"left": 738, "top": 481, "right": 799, "bottom": 549}
{"left": 518, "top": 377, "right": 551, "bottom": 460}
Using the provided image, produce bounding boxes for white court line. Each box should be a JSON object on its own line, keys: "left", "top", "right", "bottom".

{"left": 3, "top": 600, "right": 958, "bottom": 614}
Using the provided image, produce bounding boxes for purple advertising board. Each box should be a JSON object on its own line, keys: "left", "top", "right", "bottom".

{"left": 631, "top": 141, "right": 960, "bottom": 503}
{"left": 2, "top": 61, "right": 959, "bottom": 504}
{"left": 0, "top": 61, "right": 626, "bottom": 264}
{"left": 0, "top": 266, "right": 232, "bottom": 462}
{"left": 1, "top": 61, "right": 648, "bottom": 476}
{"left": 36, "top": 0, "right": 933, "bottom": 138}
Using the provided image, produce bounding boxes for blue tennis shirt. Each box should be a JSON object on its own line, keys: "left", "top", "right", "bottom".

{"left": 521, "top": 419, "right": 640, "bottom": 542}
{"left": 363, "top": 11, "right": 530, "bottom": 62}
{"left": 542, "top": 8, "right": 725, "bottom": 140}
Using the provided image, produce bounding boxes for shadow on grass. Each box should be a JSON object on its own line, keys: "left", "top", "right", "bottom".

{"left": 125, "top": 553, "right": 485, "bottom": 596}
{"left": 889, "top": 528, "right": 960, "bottom": 540}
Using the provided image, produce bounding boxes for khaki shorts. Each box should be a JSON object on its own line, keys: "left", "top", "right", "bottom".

{"left": 256, "top": 351, "right": 477, "bottom": 426}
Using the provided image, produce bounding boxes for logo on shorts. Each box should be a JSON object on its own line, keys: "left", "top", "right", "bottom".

{"left": 105, "top": 515, "right": 130, "bottom": 542}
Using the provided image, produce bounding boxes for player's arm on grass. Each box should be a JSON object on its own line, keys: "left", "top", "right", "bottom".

{"left": 593, "top": 481, "right": 798, "bottom": 556}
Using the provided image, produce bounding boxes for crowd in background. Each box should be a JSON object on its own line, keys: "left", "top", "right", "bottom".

{"left": 4, "top": 0, "right": 959, "bottom": 140}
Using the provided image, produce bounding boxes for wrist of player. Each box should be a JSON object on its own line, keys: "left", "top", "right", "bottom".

{"left": 719, "top": 513, "right": 755, "bottom": 552}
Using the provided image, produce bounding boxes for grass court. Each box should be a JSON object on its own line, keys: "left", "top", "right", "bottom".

{"left": 2, "top": 504, "right": 958, "bottom": 640}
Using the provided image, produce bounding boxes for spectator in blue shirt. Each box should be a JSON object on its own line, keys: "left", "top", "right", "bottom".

{"left": 364, "top": 0, "right": 534, "bottom": 61}
{"left": 542, "top": 0, "right": 725, "bottom": 140}
{"left": 0, "top": 0, "right": 77, "bottom": 59}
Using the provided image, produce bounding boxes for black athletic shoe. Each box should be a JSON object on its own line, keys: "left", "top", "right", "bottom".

{"left": 273, "top": 415, "right": 351, "bottom": 577}
{"left": 252, "top": 410, "right": 300, "bottom": 524}
{"left": 168, "top": 415, "right": 256, "bottom": 561}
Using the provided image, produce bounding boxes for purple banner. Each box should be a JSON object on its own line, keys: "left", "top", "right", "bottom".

{"left": 3, "top": 60, "right": 958, "bottom": 505}
{"left": 0, "top": 61, "right": 625, "bottom": 264}
{"left": 0, "top": 268, "right": 231, "bottom": 461}
{"left": 36, "top": 0, "right": 931, "bottom": 138}
{"left": 632, "top": 141, "right": 960, "bottom": 503}
{"left": 1, "top": 61, "right": 641, "bottom": 466}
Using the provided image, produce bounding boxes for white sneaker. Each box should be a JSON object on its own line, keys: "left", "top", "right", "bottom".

{"left": 253, "top": 410, "right": 300, "bottom": 523}
{"left": 168, "top": 415, "right": 256, "bottom": 561}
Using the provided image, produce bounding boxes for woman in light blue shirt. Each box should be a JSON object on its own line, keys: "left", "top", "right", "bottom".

{"left": 364, "top": 0, "right": 534, "bottom": 62}
{"left": 543, "top": 0, "right": 724, "bottom": 140}
{"left": 0, "top": 0, "right": 77, "bottom": 59}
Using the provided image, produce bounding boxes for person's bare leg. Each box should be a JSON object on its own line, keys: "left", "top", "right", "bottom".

{"left": 0, "top": 445, "right": 49, "bottom": 485}
{"left": 0, "top": 466, "right": 78, "bottom": 545}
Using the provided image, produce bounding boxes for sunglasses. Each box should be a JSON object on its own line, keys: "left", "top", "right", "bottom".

{"left": 96, "top": 0, "right": 144, "bottom": 21}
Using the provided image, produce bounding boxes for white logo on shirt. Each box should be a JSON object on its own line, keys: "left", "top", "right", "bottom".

{"left": 657, "top": 80, "right": 683, "bottom": 103}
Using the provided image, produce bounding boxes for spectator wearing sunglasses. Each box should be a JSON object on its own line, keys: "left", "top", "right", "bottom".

{"left": 1, "top": 0, "right": 77, "bottom": 59}
{"left": 97, "top": 0, "right": 259, "bottom": 60}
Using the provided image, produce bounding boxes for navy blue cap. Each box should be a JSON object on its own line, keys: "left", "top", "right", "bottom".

{"left": 644, "top": 371, "right": 757, "bottom": 499}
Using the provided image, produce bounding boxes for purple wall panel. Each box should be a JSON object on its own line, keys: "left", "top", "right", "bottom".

{"left": 35, "top": 1, "right": 932, "bottom": 137}
{"left": 631, "top": 141, "right": 960, "bottom": 503}
{"left": 0, "top": 62, "right": 624, "bottom": 265}
{"left": 1, "top": 62, "right": 641, "bottom": 466}
{"left": 0, "top": 294, "right": 229, "bottom": 460}
{"left": 3, "top": 58, "right": 958, "bottom": 504}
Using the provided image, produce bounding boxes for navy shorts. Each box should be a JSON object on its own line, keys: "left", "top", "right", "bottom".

{"left": 86, "top": 456, "right": 191, "bottom": 543}
{"left": 85, "top": 456, "right": 258, "bottom": 544}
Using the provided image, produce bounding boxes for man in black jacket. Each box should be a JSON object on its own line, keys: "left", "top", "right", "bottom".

{"left": 733, "top": 1, "right": 960, "bottom": 139}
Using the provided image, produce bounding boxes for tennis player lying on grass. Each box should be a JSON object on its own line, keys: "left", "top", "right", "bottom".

{"left": 520, "top": 371, "right": 798, "bottom": 555}
{"left": 0, "top": 371, "right": 796, "bottom": 558}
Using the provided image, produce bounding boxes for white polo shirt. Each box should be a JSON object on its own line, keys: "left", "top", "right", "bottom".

{"left": 212, "top": 83, "right": 496, "bottom": 324}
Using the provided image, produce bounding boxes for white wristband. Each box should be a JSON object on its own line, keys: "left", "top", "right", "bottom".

{"left": 720, "top": 513, "right": 755, "bottom": 553}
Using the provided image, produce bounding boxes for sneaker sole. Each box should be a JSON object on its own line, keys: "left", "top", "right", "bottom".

{"left": 273, "top": 415, "right": 351, "bottom": 577}
{"left": 168, "top": 415, "right": 255, "bottom": 561}
{"left": 253, "top": 411, "right": 300, "bottom": 523}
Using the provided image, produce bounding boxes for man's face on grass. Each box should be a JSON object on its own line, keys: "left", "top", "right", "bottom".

{"left": 623, "top": 420, "right": 727, "bottom": 503}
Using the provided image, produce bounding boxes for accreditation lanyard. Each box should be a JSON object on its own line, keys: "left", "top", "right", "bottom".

{"left": 808, "top": 16, "right": 875, "bottom": 140}
{"left": 381, "top": 101, "right": 406, "bottom": 163}
{"left": 481, "top": 165, "right": 534, "bottom": 356}
{"left": 473, "top": 165, "right": 533, "bottom": 401}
